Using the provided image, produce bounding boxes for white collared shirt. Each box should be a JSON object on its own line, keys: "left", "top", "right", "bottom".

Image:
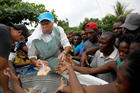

{"left": 90, "top": 47, "right": 119, "bottom": 82}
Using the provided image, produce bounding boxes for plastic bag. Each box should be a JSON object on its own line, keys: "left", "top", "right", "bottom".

{"left": 37, "top": 60, "right": 51, "bottom": 77}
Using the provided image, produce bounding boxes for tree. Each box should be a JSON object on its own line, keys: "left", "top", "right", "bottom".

{"left": 102, "top": 14, "right": 117, "bottom": 32}
{"left": 57, "top": 19, "right": 70, "bottom": 34}
{"left": 78, "top": 18, "right": 101, "bottom": 32}
{"left": 0, "top": 0, "right": 58, "bottom": 26}
{"left": 113, "top": 1, "right": 134, "bottom": 19}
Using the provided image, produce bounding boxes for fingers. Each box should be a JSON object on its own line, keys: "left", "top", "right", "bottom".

{"left": 43, "top": 61, "right": 48, "bottom": 66}
{"left": 36, "top": 60, "right": 43, "bottom": 69}
{"left": 55, "top": 66, "right": 66, "bottom": 74}
{"left": 55, "top": 63, "right": 67, "bottom": 74}
{"left": 3, "top": 68, "right": 10, "bottom": 77}
{"left": 85, "top": 60, "right": 89, "bottom": 66}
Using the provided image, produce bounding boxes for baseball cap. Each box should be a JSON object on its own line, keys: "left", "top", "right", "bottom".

{"left": 85, "top": 22, "right": 98, "bottom": 30}
{"left": 121, "top": 13, "right": 140, "bottom": 31}
{"left": 39, "top": 12, "right": 54, "bottom": 23}
{"left": 9, "top": 22, "right": 28, "bottom": 38}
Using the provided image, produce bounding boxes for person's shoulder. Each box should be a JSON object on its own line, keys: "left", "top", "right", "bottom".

{"left": 0, "top": 23, "right": 10, "bottom": 35}
{"left": 94, "top": 50, "right": 101, "bottom": 56}
{"left": 0, "top": 23, "right": 10, "bottom": 31}
{"left": 83, "top": 40, "right": 89, "bottom": 45}
{"left": 53, "top": 24, "right": 64, "bottom": 31}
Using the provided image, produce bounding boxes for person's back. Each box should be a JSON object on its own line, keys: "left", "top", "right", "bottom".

{"left": 0, "top": 23, "right": 28, "bottom": 93}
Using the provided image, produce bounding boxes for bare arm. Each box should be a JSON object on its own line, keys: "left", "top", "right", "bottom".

{"left": 72, "top": 61, "right": 117, "bottom": 74}
{"left": 66, "top": 65, "right": 85, "bottom": 93}
{"left": 80, "top": 46, "right": 99, "bottom": 66}
{"left": 3, "top": 68, "right": 26, "bottom": 93}
{"left": 84, "top": 46, "right": 99, "bottom": 55}
{"left": 72, "top": 56, "right": 81, "bottom": 61}
{"left": 0, "top": 57, "right": 9, "bottom": 92}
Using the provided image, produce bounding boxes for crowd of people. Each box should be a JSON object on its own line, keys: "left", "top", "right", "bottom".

{"left": 0, "top": 12, "right": 140, "bottom": 93}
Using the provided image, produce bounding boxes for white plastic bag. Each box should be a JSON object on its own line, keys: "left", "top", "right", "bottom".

{"left": 37, "top": 60, "right": 51, "bottom": 77}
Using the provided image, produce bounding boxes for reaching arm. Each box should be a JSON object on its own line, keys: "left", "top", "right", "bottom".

{"left": 3, "top": 68, "right": 26, "bottom": 93}
{"left": 72, "top": 61, "right": 117, "bottom": 74}
{"left": 66, "top": 65, "right": 85, "bottom": 93}
{"left": 80, "top": 46, "right": 99, "bottom": 66}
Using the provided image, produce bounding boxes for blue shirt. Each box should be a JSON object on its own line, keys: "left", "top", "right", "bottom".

{"left": 75, "top": 42, "right": 84, "bottom": 53}
{"left": 75, "top": 40, "right": 88, "bottom": 56}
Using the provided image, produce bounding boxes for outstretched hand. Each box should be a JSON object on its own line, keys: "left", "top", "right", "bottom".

{"left": 35, "top": 60, "right": 48, "bottom": 70}
{"left": 55, "top": 62, "right": 70, "bottom": 74}
{"left": 55, "top": 77, "right": 67, "bottom": 93}
{"left": 3, "top": 68, "right": 20, "bottom": 86}
{"left": 80, "top": 53, "right": 89, "bottom": 66}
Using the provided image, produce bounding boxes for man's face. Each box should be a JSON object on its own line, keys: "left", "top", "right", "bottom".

{"left": 113, "top": 22, "right": 123, "bottom": 37}
{"left": 40, "top": 20, "right": 53, "bottom": 34}
{"left": 81, "top": 31, "right": 87, "bottom": 41}
{"left": 11, "top": 27, "right": 24, "bottom": 42}
{"left": 85, "top": 28, "right": 97, "bottom": 42}
{"left": 98, "top": 34, "right": 112, "bottom": 53}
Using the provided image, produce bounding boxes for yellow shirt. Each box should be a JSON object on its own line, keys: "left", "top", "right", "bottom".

{"left": 14, "top": 57, "right": 30, "bottom": 64}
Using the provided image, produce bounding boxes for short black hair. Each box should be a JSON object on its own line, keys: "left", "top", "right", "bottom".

{"left": 73, "top": 33, "right": 81, "bottom": 39}
{"left": 125, "top": 49, "right": 140, "bottom": 93}
{"left": 16, "top": 42, "right": 27, "bottom": 53}
{"left": 115, "top": 19, "right": 125, "bottom": 24}
{"left": 102, "top": 31, "right": 116, "bottom": 44}
{"left": 9, "top": 22, "right": 28, "bottom": 38}
{"left": 119, "top": 34, "right": 134, "bottom": 46}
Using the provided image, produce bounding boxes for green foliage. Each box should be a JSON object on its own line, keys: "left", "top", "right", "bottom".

{"left": 69, "top": 15, "right": 117, "bottom": 33}
{"left": 102, "top": 15, "right": 117, "bottom": 32}
{"left": 79, "top": 18, "right": 102, "bottom": 32}
{"left": 57, "top": 19, "right": 69, "bottom": 34}
{"left": 0, "top": 0, "right": 58, "bottom": 26}
{"left": 113, "top": 1, "right": 134, "bottom": 19}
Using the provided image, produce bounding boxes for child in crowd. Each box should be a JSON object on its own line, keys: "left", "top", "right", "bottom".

{"left": 72, "top": 33, "right": 82, "bottom": 53}
{"left": 14, "top": 42, "right": 30, "bottom": 68}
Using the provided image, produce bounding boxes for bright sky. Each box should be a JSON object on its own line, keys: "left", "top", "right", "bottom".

{"left": 23, "top": 0, "right": 140, "bottom": 27}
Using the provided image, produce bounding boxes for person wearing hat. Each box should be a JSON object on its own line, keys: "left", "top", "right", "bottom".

{"left": 80, "top": 22, "right": 99, "bottom": 66}
{"left": 27, "top": 12, "right": 71, "bottom": 72}
{"left": 0, "top": 23, "right": 28, "bottom": 93}
{"left": 121, "top": 13, "right": 140, "bottom": 34}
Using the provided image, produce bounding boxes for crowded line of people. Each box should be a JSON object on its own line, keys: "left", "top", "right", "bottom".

{"left": 0, "top": 12, "right": 140, "bottom": 93}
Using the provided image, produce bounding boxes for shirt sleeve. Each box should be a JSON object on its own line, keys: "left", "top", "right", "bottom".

{"left": 90, "top": 51, "right": 99, "bottom": 68}
{"left": 0, "top": 25, "right": 11, "bottom": 59}
{"left": 28, "top": 42, "right": 38, "bottom": 59}
{"left": 58, "top": 26, "right": 71, "bottom": 49}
